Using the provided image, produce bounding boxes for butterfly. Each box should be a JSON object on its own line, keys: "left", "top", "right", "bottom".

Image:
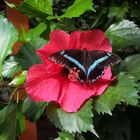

{"left": 49, "top": 49, "right": 121, "bottom": 84}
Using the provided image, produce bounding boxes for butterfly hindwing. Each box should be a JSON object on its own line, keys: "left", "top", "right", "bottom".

{"left": 88, "top": 67, "right": 104, "bottom": 82}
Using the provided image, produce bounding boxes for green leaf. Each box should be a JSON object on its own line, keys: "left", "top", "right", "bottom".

{"left": 20, "top": 22, "right": 47, "bottom": 42}
{"left": 95, "top": 73, "right": 139, "bottom": 115}
{"left": 16, "top": 101, "right": 26, "bottom": 135}
{"left": 9, "top": 70, "right": 27, "bottom": 86}
{"left": 55, "top": 19, "right": 77, "bottom": 32}
{"left": 0, "top": 104, "right": 17, "bottom": 140}
{"left": 60, "top": 0, "right": 95, "bottom": 18}
{"left": 15, "top": 23, "right": 47, "bottom": 70}
{"left": 121, "top": 54, "right": 140, "bottom": 81}
{"left": 0, "top": 15, "right": 18, "bottom": 76}
{"left": 47, "top": 100, "right": 98, "bottom": 136}
{"left": 108, "top": 2, "right": 128, "bottom": 20}
{"left": 106, "top": 20, "right": 140, "bottom": 51}
{"left": 0, "top": 106, "right": 8, "bottom": 126}
{"left": 14, "top": 0, "right": 52, "bottom": 18}
{"left": 55, "top": 132, "right": 74, "bottom": 140}
{"left": 15, "top": 37, "right": 47, "bottom": 69}
{"left": 22, "top": 97, "right": 47, "bottom": 121}
{"left": 26, "top": 0, "right": 53, "bottom": 15}
{"left": 2, "top": 57, "right": 22, "bottom": 78}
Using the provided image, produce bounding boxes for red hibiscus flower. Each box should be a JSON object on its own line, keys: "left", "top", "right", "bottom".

{"left": 26, "top": 29, "right": 114, "bottom": 113}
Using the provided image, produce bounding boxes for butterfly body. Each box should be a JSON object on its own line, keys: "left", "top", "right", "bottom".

{"left": 49, "top": 49, "right": 121, "bottom": 83}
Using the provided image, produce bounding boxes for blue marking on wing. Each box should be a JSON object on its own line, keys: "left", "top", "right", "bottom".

{"left": 87, "top": 55, "right": 109, "bottom": 77}
{"left": 107, "top": 52, "right": 111, "bottom": 57}
{"left": 60, "top": 51, "right": 65, "bottom": 55}
{"left": 63, "top": 54, "right": 86, "bottom": 74}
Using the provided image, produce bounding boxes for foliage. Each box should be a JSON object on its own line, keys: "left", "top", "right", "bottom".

{"left": 94, "top": 72, "right": 139, "bottom": 115}
{"left": 0, "top": 15, "right": 18, "bottom": 78}
{"left": 0, "top": 0, "right": 140, "bottom": 139}
{"left": 106, "top": 20, "right": 140, "bottom": 51}
{"left": 22, "top": 97, "right": 47, "bottom": 121}
{"left": 9, "top": 70, "right": 27, "bottom": 86}
{"left": 0, "top": 104, "right": 17, "bottom": 140}
{"left": 2, "top": 57, "right": 22, "bottom": 78}
{"left": 47, "top": 100, "right": 97, "bottom": 136}
{"left": 121, "top": 54, "right": 140, "bottom": 80}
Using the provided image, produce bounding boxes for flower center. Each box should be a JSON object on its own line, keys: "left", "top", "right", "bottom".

{"left": 68, "top": 67, "right": 80, "bottom": 82}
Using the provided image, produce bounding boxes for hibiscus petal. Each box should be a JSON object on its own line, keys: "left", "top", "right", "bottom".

{"left": 93, "top": 67, "right": 114, "bottom": 96}
{"left": 26, "top": 64, "right": 62, "bottom": 102}
{"left": 37, "top": 30, "right": 70, "bottom": 64}
{"left": 58, "top": 79, "right": 95, "bottom": 113}
{"left": 69, "top": 30, "right": 112, "bottom": 52}
{"left": 26, "top": 65, "right": 113, "bottom": 113}
{"left": 26, "top": 64, "right": 93, "bottom": 113}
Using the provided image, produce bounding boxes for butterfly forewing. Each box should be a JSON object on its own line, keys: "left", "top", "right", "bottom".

{"left": 49, "top": 49, "right": 87, "bottom": 81}
{"left": 87, "top": 50, "right": 121, "bottom": 82}
{"left": 88, "top": 51, "right": 121, "bottom": 68}
{"left": 88, "top": 67, "right": 104, "bottom": 82}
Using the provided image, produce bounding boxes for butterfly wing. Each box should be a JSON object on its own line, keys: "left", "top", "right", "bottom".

{"left": 87, "top": 50, "right": 121, "bottom": 82}
{"left": 49, "top": 49, "right": 87, "bottom": 82}
{"left": 87, "top": 67, "right": 104, "bottom": 83}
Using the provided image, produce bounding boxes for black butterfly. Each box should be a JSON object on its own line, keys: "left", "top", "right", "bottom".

{"left": 49, "top": 49, "right": 121, "bottom": 83}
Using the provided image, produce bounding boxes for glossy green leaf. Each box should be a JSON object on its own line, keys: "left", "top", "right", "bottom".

{"left": 0, "top": 16, "right": 18, "bottom": 76}
{"left": 55, "top": 19, "right": 77, "bottom": 32}
{"left": 2, "top": 57, "right": 22, "bottom": 78}
{"left": 106, "top": 20, "right": 140, "bottom": 50}
{"left": 0, "top": 16, "right": 18, "bottom": 61}
{"left": 47, "top": 100, "right": 98, "bottom": 136}
{"left": 14, "top": 0, "right": 52, "bottom": 18}
{"left": 0, "top": 106, "right": 8, "bottom": 126}
{"left": 95, "top": 73, "right": 139, "bottom": 115}
{"left": 0, "top": 104, "right": 17, "bottom": 140}
{"left": 9, "top": 71, "right": 27, "bottom": 86}
{"left": 20, "top": 22, "right": 47, "bottom": 43}
{"left": 16, "top": 101, "right": 26, "bottom": 135}
{"left": 108, "top": 2, "right": 128, "bottom": 20}
{"left": 121, "top": 54, "right": 140, "bottom": 81}
{"left": 61, "top": 0, "right": 95, "bottom": 18}
{"left": 15, "top": 3, "right": 47, "bottom": 18}
{"left": 26, "top": 0, "right": 53, "bottom": 15}
{"left": 29, "top": 37, "right": 47, "bottom": 51}
{"left": 22, "top": 97, "right": 47, "bottom": 121}
{"left": 55, "top": 132, "right": 74, "bottom": 140}
{"left": 15, "top": 37, "right": 47, "bottom": 69}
